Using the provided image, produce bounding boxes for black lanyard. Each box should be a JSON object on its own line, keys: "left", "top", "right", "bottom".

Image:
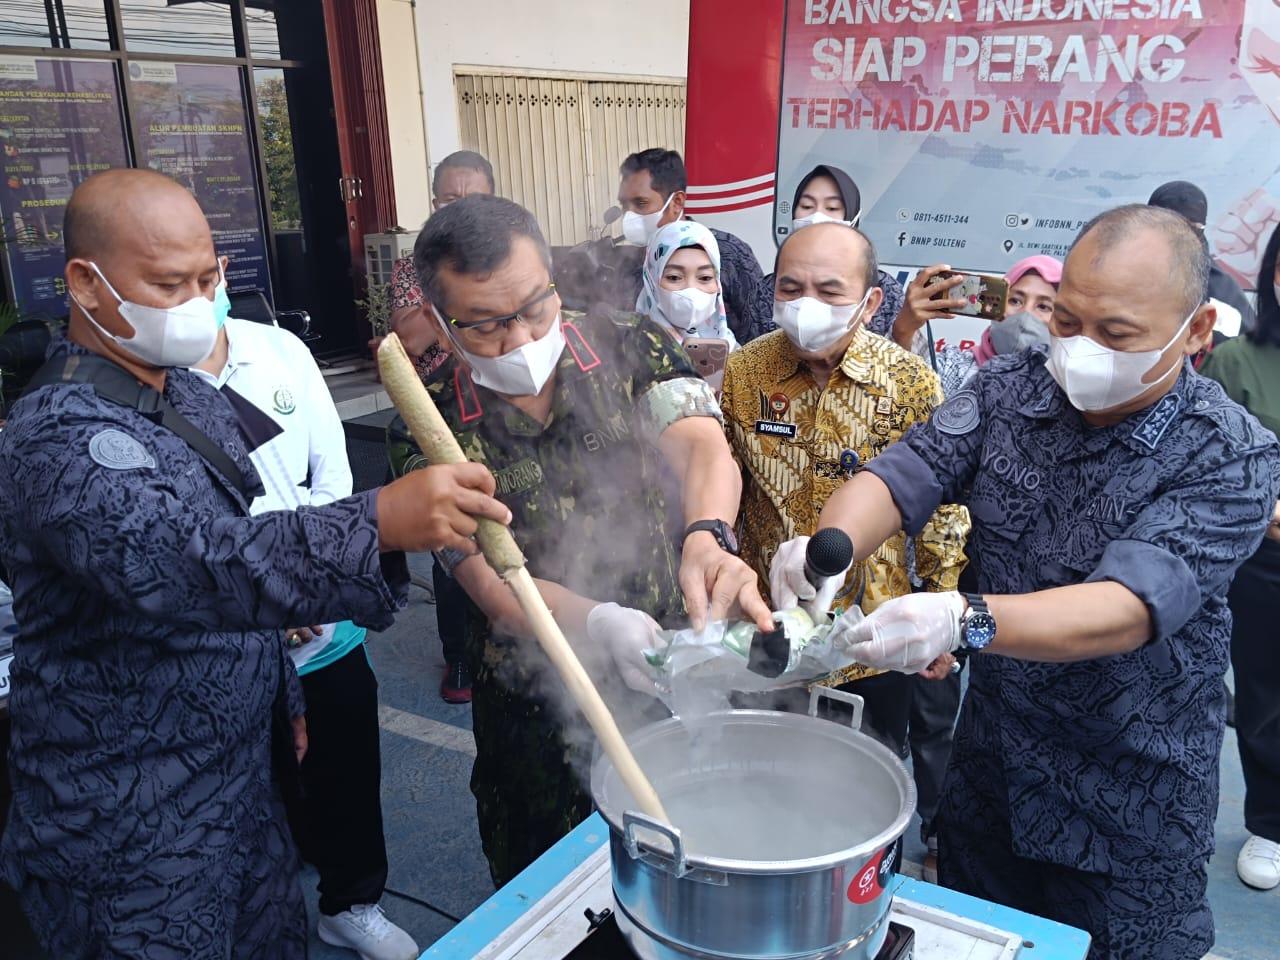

{"left": 24, "top": 352, "right": 250, "bottom": 500}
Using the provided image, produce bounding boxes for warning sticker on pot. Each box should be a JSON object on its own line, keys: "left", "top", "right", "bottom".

{"left": 847, "top": 841, "right": 897, "bottom": 905}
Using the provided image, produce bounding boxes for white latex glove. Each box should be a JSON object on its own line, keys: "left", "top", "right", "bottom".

{"left": 769, "top": 535, "right": 852, "bottom": 620}
{"left": 586, "top": 602, "right": 664, "bottom": 694}
{"left": 829, "top": 592, "right": 966, "bottom": 674}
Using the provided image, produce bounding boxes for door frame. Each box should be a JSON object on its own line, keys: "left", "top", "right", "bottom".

{"left": 321, "top": 0, "right": 397, "bottom": 289}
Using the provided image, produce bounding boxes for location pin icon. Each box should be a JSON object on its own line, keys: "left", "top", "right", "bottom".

{"left": 1003, "top": 239, "right": 1014, "bottom": 253}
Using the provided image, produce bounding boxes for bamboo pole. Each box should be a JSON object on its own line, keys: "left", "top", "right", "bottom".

{"left": 377, "top": 334, "right": 669, "bottom": 822}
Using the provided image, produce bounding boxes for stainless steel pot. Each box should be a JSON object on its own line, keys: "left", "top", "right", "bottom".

{"left": 590, "top": 688, "right": 915, "bottom": 960}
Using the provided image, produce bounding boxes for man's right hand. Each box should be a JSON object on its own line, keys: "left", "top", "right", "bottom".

{"left": 892, "top": 265, "right": 968, "bottom": 349}
{"left": 585, "top": 602, "right": 664, "bottom": 694}
{"left": 376, "top": 462, "right": 511, "bottom": 554}
{"left": 769, "top": 535, "right": 851, "bottom": 618}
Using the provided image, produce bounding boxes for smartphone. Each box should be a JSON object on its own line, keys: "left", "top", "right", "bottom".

{"left": 684, "top": 337, "right": 730, "bottom": 387}
{"left": 929, "top": 271, "right": 1009, "bottom": 322}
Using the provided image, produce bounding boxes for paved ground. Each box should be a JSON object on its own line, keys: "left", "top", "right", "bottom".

{"left": 3, "top": 551, "right": 1277, "bottom": 958}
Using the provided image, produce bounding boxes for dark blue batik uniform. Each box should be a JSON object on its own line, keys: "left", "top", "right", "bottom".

{"left": 866, "top": 346, "right": 1280, "bottom": 960}
{"left": 0, "top": 339, "right": 408, "bottom": 958}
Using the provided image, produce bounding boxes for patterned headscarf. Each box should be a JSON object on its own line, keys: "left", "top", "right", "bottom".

{"left": 637, "top": 220, "right": 737, "bottom": 346}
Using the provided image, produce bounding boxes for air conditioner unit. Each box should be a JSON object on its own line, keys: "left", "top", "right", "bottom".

{"left": 363, "top": 230, "right": 419, "bottom": 289}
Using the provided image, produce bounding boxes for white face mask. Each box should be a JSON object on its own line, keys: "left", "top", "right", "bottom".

{"left": 772, "top": 289, "right": 872, "bottom": 353}
{"left": 72, "top": 262, "right": 218, "bottom": 367}
{"left": 655, "top": 286, "right": 720, "bottom": 338}
{"left": 1046, "top": 306, "right": 1196, "bottom": 413}
{"left": 790, "top": 209, "right": 858, "bottom": 232}
{"left": 622, "top": 193, "right": 674, "bottom": 245}
{"left": 437, "top": 307, "right": 566, "bottom": 397}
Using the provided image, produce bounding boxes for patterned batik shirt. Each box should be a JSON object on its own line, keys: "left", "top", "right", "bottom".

{"left": 0, "top": 337, "right": 408, "bottom": 892}
{"left": 866, "top": 346, "right": 1280, "bottom": 877}
{"left": 720, "top": 326, "right": 971, "bottom": 686}
{"left": 387, "top": 312, "right": 721, "bottom": 660}
{"left": 389, "top": 254, "right": 449, "bottom": 382}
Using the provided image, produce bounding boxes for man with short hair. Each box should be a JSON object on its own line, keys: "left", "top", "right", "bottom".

{"left": 617, "top": 148, "right": 763, "bottom": 343}
{"left": 387, "top": 194, "right": 772, "bottom": 886}
{"left": 383, "top": 149, "right": 498, "bottom": 368}
{"left": 379, "top": 148, "right": 499, "bottom": 704}
{"left": 432, "top": 149, "right": 495, "bottom": 211}
{"left": 0, "top": 169, "right": 510, "bottom": 956}
{"left": 776, "top": 205, "right": 1280, "bottom": 959}
{"left": 1149, "top": 179, "right": 1256, "bottom": 337}
{"left": 745, "top": 165, "right": 908, "bottom": 347}
{"left": 721, "top": 222, "right": 969, "bottom": 753}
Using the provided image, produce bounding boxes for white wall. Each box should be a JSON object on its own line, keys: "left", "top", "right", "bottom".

{"left": 413, "top": 0, "right": 689, "bottom": 180}
{"left": 377, "top": 0, "right": 433, "bottom": 229}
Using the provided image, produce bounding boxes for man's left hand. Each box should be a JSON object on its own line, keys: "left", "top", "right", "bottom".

{"left": 831, "top": 592, "right": 965, "bottom": 674}
{"left": 285, "top": 625, "right": 324, "bottom": 648}
{"left": 679, "top": 532, "right": 773, "bottom": 632}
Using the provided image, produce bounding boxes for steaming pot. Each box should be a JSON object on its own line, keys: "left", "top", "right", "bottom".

{"left": 590, "top": 688, "right": 915, "bottom": 960}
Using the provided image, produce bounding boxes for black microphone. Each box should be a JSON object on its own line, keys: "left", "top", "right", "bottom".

{"left": 804, "top": 528, "right": 854, "bottom": 588}
{"left": 747, "top": 528, "right": 854, "bottom": 679}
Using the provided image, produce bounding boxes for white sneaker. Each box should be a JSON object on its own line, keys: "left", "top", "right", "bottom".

{"left": 317, "top": 903, "right": 420, "bottom": 960}
{"left": 1236, "top": 835, "right": 1280, "bottom": 891}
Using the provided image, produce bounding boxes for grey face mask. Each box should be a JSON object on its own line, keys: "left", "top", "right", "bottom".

{"left": 989, "top": 310, "right": 1051, "bottom": 356}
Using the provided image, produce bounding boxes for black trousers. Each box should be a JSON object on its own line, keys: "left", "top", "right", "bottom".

{"left": 938, "top": 692, "right": 1213, "bottom": 960}
{"left": 908, "top": 670, "right": 961, "bottom": 838}
{"left": 433, "top": 558, "right": 468, "bottom": 665}
{"left": 838, "top": 671, "right": 912, "bottom": 758}
{"left": 279, "top": 644, "right": 389, "bottom": 916}
{"left": 1228, "top": 536, "right": 1280, "bottom": 843}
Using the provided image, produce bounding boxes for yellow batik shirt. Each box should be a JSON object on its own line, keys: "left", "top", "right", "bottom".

{"left": 721, "top": 327, "right": 971, "bottom": 686}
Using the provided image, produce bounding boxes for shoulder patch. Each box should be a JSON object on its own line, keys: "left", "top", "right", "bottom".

{"left": 1130, "top": 391, "right": 1183, "bottom": 451}
{"left": 89, "top": 429, "right": 156, "bottom": 470}
{"left": 934, "top": 391, "right": 981, "bottom": 436}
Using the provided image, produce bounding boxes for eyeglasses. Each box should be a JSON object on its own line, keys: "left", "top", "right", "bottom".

{"left": 441, "top": 283, "right": 558, "bottom": 337}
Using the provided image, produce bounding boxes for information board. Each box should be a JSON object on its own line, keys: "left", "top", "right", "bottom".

{"left": 777, "top": 0, "right": 1280, "bottom": 286}
{"left": 0, "top": 55, "right": 128, "bottom": 317}
{"left": 130, "top": 61, "right": 272, "bottom": 298}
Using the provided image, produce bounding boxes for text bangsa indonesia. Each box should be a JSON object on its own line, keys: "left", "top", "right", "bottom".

{"left": 804, "top": 0, "right": 1205, "bottom": 24}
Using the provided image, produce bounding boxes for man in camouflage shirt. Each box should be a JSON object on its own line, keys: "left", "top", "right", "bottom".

{"left": 387, "top": 196, "right": 771, "bottom": 886}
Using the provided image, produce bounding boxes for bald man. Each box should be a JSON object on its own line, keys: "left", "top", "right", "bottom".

{"left": 0, "top": 170, "right": 509, "bottom": 958}
{"left": 773, "top": 206, "right": 1280, "bottom": 959}
{"left": 719, "top": 222, "right": 969, "bottom": 756}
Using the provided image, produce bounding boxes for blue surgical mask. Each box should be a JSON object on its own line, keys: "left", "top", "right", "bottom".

{"left": 213, "top": 274, "right": 231, "bottom": 330}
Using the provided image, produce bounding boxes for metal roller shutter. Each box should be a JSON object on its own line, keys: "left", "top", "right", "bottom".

{"left": 455, "top": 69, "right": 685, "bottom": 246}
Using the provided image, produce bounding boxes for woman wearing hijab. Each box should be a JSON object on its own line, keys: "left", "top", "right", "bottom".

{"left": 929, "top": 254, "right": 1062, "bottom": 397}
{"left": 744, "top": 165, "right": 906, "bottom": 343}
{"left": 638, "top": 220, "right": 739, "bottom": 388}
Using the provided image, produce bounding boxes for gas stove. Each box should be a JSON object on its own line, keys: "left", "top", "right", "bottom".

{"left": 561, "top": 909, "right": 915, "bottom": 959}
{"left": 469, "top": 840, "right": 1051, "bottom": 959}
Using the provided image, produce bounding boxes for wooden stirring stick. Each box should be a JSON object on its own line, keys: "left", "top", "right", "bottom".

{"left": 378, "top": 333, "right": 670, "bottom": 823}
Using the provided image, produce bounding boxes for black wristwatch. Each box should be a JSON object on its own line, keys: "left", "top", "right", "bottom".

{"left": 682, "top": 519, "right": 739, "bottom": 555}
{"left": 959, "top": 593, "right": 997, "bottom": 652}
